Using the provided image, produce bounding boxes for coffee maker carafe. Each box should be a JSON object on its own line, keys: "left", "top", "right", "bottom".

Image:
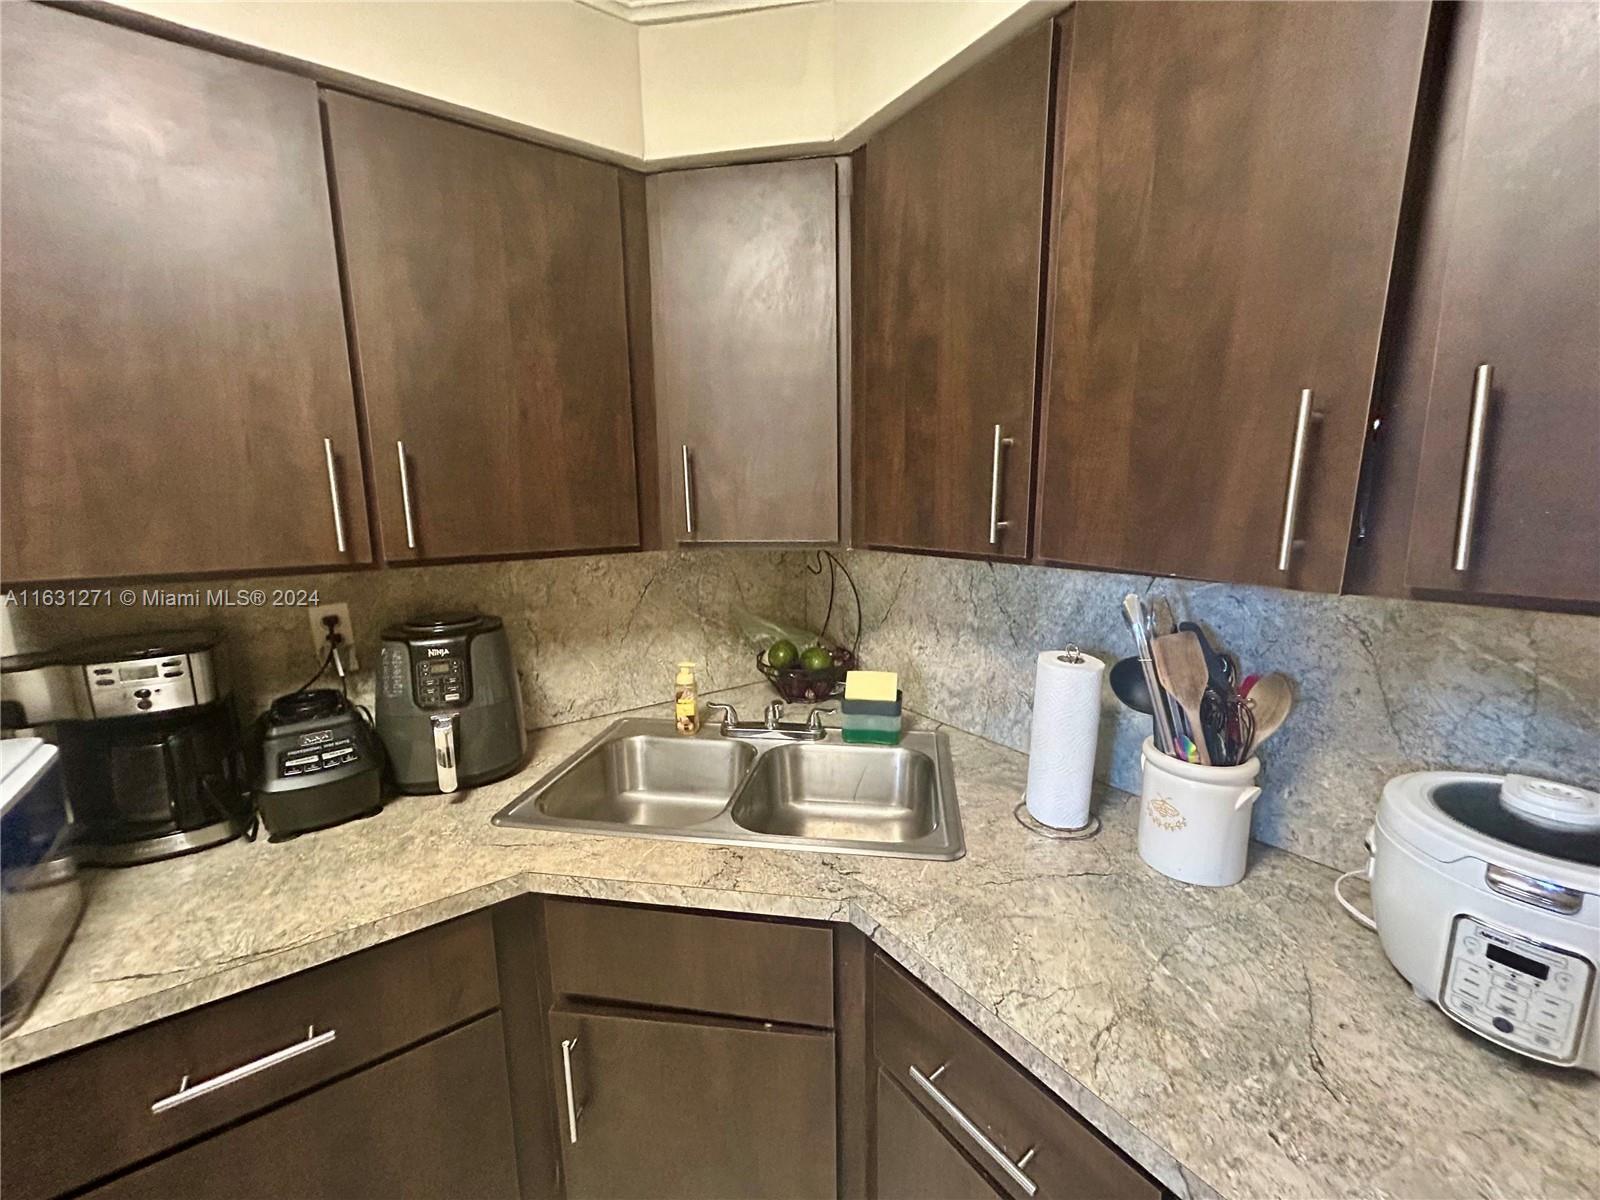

{"left": 0, "top": 629, "right": 252, "bottom": 865}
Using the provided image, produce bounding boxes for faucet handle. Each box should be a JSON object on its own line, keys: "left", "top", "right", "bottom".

{"left": 806, "top": 708, "right": 835, "bottom": 733}
{"left": 764, "top": 699, "right": 785, "bottom": 729}
{"left": 705, "top": 702, "right": 739, "bottom": 731}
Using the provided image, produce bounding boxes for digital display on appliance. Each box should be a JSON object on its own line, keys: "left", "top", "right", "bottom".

{"left": 117, "top": 664, "right": 159, "bottom": 681}
{"left": 426, "top": 662, "right": 454, "bottom": 676}
{"left": 1486, "top": 943, "right": 1550, "bottom": 980}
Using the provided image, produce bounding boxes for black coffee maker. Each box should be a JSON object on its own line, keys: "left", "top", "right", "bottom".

{"left": 0, "top": 629, "right": 252, "bottom": 865}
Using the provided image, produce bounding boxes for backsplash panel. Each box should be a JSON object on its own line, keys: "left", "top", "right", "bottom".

{"left": 803, "top": 550, "right": 1600, "bottom": 871}
{"left": 3, "top": 551, "right": 798, "bottom": 729}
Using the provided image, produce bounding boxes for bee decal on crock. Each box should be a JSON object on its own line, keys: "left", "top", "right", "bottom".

{"left": 1146, "top": 794, "right": 1186, "bottom": 831}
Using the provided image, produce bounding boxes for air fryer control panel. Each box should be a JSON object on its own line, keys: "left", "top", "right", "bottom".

{"left": 1441, "top": 916, "right": 1594, "bottom": 1064}
{"left": 406, "top": 640, "right": 473, "bottom": 710}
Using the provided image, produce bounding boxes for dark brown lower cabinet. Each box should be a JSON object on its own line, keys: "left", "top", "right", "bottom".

{"left": 871, "top": 953, "right": 1162, "bottom": 1200}
{"left": 875, "top": 1068, "right": 1003, "bottom": 1200}
{"left": 86, "top": 1015, "right": 518, "bottom": 1200}
{"left": 548, "top": 1005, "right": 838, "bottom": 1200}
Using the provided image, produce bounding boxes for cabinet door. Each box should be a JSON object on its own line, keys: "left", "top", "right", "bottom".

{"left": 1034, "top": 2, "right": 1430, "bottom": 591}
{"left": 649, "top": 160, "right": 840, "bottom": 544}
{"left": 325, "top": 93, "right": 639, "bottom": 563}
{"left": 0, "top": 4, "right": 369, "bottom": 583}
{"left": 87, "top": 1015, "right": 519, "bottom": 1200}
{"left": 854, "top": 24, "right": 1053, "bottom": 560}
{"left": 875, "top": 1069, "right": 1004, "bottom": 1200}
{"left": 550, "top": 1006, "right": 837, "bottom": 1200}
{"left": 1402, "top": 3, "right": 1600, "bottom": 605}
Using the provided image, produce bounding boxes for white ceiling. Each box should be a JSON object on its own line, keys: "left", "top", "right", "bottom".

{"left": 576, "top": 0, "right": 821, "bottom": 26}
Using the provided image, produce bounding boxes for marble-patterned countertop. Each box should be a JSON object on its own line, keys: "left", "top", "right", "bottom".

{"left": 4, "top": 684, "right": 1594, "bottom": 1200}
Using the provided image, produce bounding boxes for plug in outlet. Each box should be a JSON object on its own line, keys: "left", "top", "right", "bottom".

{"left": 307, "top": 602, "right": 357, "bottom": 672}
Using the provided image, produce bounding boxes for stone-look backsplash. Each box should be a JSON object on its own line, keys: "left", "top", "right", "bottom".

{"left": 7, "top": 546, "right": 1596, "bottom": 873}
{"left": 801, "top": 550, "right": 1600, "bottom": 872}
{"left": 2, "top": 551, "right": 799, "bottom": 729}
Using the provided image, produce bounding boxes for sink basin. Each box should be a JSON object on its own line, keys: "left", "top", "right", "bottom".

{"left": 492, "top": 718, "right": 963, "bottom": 860}
{"left": 528, "top": 733, "right": 754, "bottom": 828}
{"left": 731, "top": 743, "right": 939, "bottom": 844}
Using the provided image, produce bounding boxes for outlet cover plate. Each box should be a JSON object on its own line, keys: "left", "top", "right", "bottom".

{"left": 306, "top": 602, "right": 357, "bottom": 672}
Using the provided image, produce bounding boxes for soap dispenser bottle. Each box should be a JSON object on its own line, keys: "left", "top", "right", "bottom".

{"left": 674, "top": 661, "right": 700, "bottom": 735}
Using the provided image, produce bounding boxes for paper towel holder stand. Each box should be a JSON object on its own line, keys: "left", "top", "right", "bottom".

{"left": 1014, "top": 800, "right": 1101, "bottom": 841}
{"left": 1018, "top": 643, "right": 1102, "bottom": 840}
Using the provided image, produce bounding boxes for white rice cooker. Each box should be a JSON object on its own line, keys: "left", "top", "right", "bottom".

{"left": 1357, "top": 771, "right": 1600, "bottom": 1072}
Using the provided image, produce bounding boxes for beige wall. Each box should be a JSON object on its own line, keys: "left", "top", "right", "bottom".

{"left": 638, "top": 4, "right": 836, "bottom": 162}
{"left": 106, "top": 0, "right": 1063, "bottom": 164}
{"left": 109, "top": 0, "right": 646, "bottom": 158}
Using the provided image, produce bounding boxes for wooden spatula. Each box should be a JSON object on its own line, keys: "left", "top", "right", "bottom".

{"left": 1245, "top": 673, "right": 1293, "bottom": 757}
{"left": 1152, "top": 631, "right": 1212, "bottom": 766}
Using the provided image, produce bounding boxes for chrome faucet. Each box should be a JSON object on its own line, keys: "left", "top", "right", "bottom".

{"left": 707, "top": 701, "right": 833, "bottom": 741}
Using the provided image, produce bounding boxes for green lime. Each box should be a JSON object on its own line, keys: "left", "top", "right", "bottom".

{"left": 767, "top": 639, "right": 799, "bottom": 669}
{"left": 800, "top": 645, "right": 833, "bottom": 672}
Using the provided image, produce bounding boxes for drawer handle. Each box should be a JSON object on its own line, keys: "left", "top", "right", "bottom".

{"left": 151, "top": 1026, "right": 336, "bottom": 1114}
{"left": 909, "top": 1063, "right": 1038, "bottom": 1196}
{"left": 560, "top": 1035, "right": 584, "bottom": 1145}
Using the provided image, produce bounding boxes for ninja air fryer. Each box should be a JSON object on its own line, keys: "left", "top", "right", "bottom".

{"left": 375, "top": 613, "right": 526, "bottom": 795}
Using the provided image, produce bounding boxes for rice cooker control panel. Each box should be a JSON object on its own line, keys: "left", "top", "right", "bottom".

{"left": 1442, "top": 916, "right": 1594, "bottom": 1064}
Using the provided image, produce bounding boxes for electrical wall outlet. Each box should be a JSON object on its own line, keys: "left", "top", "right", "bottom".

{"left": 307, "top": 602, "right": 357, "bottom": 671}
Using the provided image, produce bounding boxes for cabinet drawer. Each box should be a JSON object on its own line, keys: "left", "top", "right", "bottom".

{"left": 2, "top": 913, "right": 498, "bottom": 1200}
{"left": 83, "top": 1014, "right": 518, "bottom": 1200}
{"left": 544, "top": 899, "right": 834, "bottom": 1028}
{"left": 871, "top": 954, "right": 1159, "bottom": 1200}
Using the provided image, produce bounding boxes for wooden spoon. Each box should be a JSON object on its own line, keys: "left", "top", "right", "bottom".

{"left": 1152, "top": 631, "right": 1212, "bottom": 765}
{"left": 1245, "top": 673, "right": 1293, "bottom": 757}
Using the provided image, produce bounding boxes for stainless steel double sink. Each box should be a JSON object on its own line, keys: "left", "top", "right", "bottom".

{"left": 491, "top": 718, "right": 964, "bottom": 860}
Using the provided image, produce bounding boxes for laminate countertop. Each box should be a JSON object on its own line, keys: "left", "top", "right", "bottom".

{"left": 3, "top": 684, "right": 1594, "bottom": 1200}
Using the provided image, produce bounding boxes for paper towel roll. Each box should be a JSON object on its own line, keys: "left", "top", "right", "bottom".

{"left": 1024, "top": 648, "right": 1106, "bottom": 830}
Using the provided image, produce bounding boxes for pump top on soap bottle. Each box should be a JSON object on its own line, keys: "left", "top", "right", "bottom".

{"left": 674, "top": 661, "right": 700, "bottom": 735}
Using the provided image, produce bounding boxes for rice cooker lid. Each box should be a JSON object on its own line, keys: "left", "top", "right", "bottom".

{"left": 1381, "top": 770, "right": 1600, "bottom": 890}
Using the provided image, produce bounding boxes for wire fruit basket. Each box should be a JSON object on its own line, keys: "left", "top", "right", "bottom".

{"left": 756, "top": 551, "right": 862, "bottom": 703}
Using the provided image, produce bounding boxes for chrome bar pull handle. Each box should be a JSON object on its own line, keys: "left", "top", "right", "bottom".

{"left": 152, "top": 1026, "right": 337, "bottom": 1114}
{"left": 560, "top": 1035, "right": 583, "bottom": 1146}
{"left": 322, "top": 439, "right": 348, "bottom": 554}
{"left": 1453, "top": 364, "right": 1493, "bottom": 572}
{"left": 1276, "top": 389, "right": 1321, "bottom": 572}
{"left": 396, "top": 440, "right": 418, "bottom": 550}
{"left": 909, "top": 1063, "right": 1038, "bottom": 1196}
{"left": 681, "top": 444, "right": 696, "bottom": 537}
{"left": 431, "top": 713, "right": 458, "bottom": 795}
{"left": 988, "top": 425, "right": 1015, "bottom": 546}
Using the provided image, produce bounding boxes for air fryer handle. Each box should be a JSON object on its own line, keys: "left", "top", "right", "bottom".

{"left": 431, "top": 713, "right": 459, "bottom": 795}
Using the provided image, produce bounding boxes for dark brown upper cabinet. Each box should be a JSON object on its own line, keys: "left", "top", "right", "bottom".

{"left": 1033, "top": 2, "right": 1431, "bottom": 592}
{"left": 324, "top": 93, "right": 640, "bottom": 564}
{"left": 648, "top": 160, "right": 842, "bottom": 545}
{"left": 0, "top": 4, "right": 370, "bottom": 583}
{"left": 853, "top": 23, "right": 1054, "bottom": 561}
{"left": 1396, "top": 2, "right": 1600, "bottom": 607}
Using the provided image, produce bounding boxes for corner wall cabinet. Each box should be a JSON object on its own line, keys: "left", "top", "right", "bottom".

{"left": 647, "top": 159, "right": 843, "bottom": 545}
